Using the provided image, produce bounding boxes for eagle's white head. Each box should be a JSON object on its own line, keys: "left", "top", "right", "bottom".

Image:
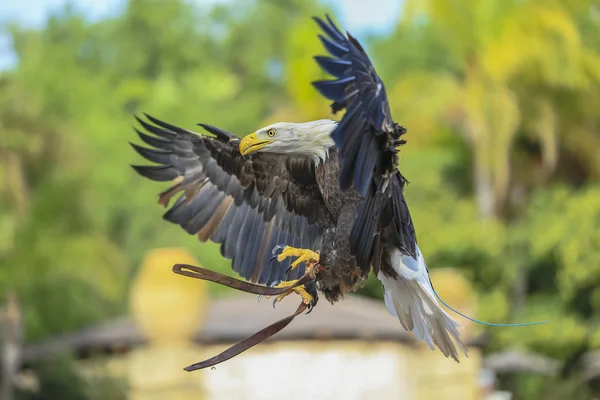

{"left": 239, "top": 119, "right": 337, "bottom": 163}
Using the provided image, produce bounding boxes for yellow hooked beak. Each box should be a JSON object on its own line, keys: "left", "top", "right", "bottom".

{"left": 239, "top": 133, "right": 274, "bottom": 155}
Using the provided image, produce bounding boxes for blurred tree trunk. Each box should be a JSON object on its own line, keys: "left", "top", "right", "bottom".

{"left": 0, "top": 292, "right": 22, "bottom": 400}
{"left": 511, "top": 263, "right": 528, "bottom": 316}
{"left": 0, "top": 149, "right": 30, "bottom": 217}
{"left": 473, "top": 150, "right": 495, "bottom": 218}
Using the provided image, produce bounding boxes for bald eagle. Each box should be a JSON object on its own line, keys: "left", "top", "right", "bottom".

{"left": 131, "top": 15, "right": 467, "bottom": 362}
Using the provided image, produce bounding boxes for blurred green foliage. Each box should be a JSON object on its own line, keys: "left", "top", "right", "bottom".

{"left": 16, "top": 353, "right": 126, "bottom": 400}
{"left": 0, "top": 0, "right": 599, "bottom": 397}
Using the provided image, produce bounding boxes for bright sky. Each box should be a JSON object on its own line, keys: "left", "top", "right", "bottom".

{"left": 0, "top": 0, "right": 402, "bottom": 70}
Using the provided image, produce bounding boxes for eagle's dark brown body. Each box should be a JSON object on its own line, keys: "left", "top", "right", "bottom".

{"left": 314, "top": 149, "right": 366, "bottom": 302}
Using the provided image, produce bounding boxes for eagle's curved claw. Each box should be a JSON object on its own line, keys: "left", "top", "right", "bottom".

{"left": 284, "top": 265, "right": 294, "bottom": 279}
{"left": 306, "top": 301, "right": 314, "bottom": 314}
{"left": 271, "top": 244, "right": 286, "bottom": 256}
{"left": 258, "top": 280, "right": 281, "bottom": 303}
{"left": 269, "top": 255, "right": 279, "bottom": 270}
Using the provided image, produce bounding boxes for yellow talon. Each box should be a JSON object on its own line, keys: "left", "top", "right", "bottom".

{"left": 265, "top": 246, "right": 320, "bottom": 309}
{"left": 267, "top": 280, "right": 314, "bottom": 305}
{"left": 276, "top": 246, "right": 320, "bottom": 272}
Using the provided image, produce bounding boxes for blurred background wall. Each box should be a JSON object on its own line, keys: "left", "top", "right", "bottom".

{"left": 0, "top": 0, "right": 599, "bottom": 399}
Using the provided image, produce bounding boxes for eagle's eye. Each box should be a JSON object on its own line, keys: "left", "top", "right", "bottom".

{"left": 267, "top": 128, "right": 277, "bottom": 137}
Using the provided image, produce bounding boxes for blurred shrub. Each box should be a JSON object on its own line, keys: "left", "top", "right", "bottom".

{"left": 16, "top": 353, "right": 126, "bottom": 400}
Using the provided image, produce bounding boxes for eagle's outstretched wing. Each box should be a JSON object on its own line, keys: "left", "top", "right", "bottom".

{"left": 312, "top": 16, "right": 416, "bottom": 268}
{"left": 312, "top": 15, "right": 406, "bottom": 198}
{"left": 131, "top": 114, "right": 329, "bottom": 285}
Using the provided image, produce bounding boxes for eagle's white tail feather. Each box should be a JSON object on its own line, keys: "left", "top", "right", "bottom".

{"left": 378, "top": 245, "right": 468, "bottom": 362}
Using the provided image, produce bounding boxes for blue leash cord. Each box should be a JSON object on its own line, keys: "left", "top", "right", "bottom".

{"left": 428, "top": 276, "right": 549, "bottom": 327}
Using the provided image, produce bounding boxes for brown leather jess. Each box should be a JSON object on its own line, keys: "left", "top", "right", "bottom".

{"left": 171, "top": 264, "right": 314, "bottom": 371}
